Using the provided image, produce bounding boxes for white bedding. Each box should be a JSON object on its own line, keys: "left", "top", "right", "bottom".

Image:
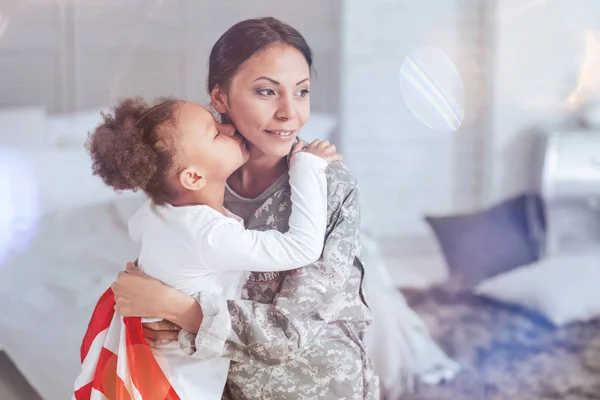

{"left": 0, "top": 196, "right": 143, "bottom": 400}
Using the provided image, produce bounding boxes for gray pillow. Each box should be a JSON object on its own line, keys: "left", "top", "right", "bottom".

{"left": 425, "top": 193, "right": 546, "bottom": 289}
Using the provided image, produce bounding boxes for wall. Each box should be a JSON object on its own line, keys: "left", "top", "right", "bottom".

{"left": 0, "top": 1, "right": 67, "bottom": 112}
{"left": 485, "top": 0, "right": 600, "bottom": 203}
{"left": 340, "top": 0, "right": 490, "bottom": 240}
{"left": 0, "top": 0, "right": 341, "bottom": 115}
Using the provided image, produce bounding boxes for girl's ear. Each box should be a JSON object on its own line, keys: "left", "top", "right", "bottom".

{"left": 179, "top": 167, "right": 206, "bottom": 191}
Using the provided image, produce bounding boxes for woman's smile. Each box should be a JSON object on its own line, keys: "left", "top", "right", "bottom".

{"left": 264, "top": 128, "right": 297, "bottom": 141}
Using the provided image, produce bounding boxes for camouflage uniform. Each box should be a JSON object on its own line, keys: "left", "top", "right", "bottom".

{"left": 179, "top": 162, "right": 380, "bottom": 399}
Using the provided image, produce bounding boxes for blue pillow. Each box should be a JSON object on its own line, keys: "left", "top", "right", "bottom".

{"left": 425, "top": 193, "right": 546, "bottom": 289}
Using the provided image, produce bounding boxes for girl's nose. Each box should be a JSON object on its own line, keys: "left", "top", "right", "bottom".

{"left": 218, "top": 123, "right": 236, "bottom": 137}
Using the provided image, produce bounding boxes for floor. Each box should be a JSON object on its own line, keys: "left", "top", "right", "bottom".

{"left": 0, "top": 352, "right": 42, "bottom": 400}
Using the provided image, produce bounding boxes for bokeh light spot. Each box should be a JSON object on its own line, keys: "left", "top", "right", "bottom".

{"left": 400, "top": 47, "right": 465, "bottom": 132}
{"left": 0, "top": 150, "right": 41, "bottom": 268}
{"left": 0, "top": 12, "right": 10, "bottom": 41}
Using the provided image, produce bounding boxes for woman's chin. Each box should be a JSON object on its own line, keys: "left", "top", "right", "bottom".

{"left": 261, "top": 140, "right": 296, "bottom": 158}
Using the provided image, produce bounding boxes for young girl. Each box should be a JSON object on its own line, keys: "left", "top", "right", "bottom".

{"left": 73, "top": 97, "right": 341, "bottom": 399}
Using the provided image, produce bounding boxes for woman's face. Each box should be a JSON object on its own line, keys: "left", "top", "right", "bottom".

{"left": 217, "top": 43, "right": 311, "bottom": 159}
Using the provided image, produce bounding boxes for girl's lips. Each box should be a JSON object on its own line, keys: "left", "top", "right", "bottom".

{"left": 232, "top": 131, "right": 249, "bottom": 152}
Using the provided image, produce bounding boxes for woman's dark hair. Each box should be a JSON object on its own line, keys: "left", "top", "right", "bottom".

{"left": 86, "top": 97, "right": 183, "bottom": 205}
{"left": 208, "top": 16, "right": 313, "bottom": 100}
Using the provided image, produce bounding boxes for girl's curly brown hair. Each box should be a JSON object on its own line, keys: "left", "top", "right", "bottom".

{"left": 86, "top": 97, "right": 183, "bottom": 205}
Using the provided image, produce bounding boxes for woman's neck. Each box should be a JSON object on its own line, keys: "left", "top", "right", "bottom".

{"left": 228, "top": 154, "right": 288, "bottom": 199}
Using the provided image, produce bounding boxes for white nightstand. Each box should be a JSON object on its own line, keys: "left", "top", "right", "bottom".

{"left": 541, "top": 131, "right": 600, "bottom": 255}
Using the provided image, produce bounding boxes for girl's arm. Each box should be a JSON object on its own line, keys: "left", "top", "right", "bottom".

{"left": 113, "top": 152, "right": 328, "bottom": 331}
{"left": 197, "top": 152, "right": 328, "bottom": 272}
{"left": 177, "top": 162, "right": 364, "bottom": 362}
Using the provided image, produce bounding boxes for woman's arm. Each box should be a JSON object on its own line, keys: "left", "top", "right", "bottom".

{"left": 111, "top": 266, "right": 203, "bottom": 333}
{"left": 178, "top": 162, "right": 364, "bottom": 363}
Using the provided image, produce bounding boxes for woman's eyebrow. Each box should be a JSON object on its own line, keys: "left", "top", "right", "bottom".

{"left": 253, "top": 77, "right": 311, "bottom": 85}
{"left": 254, "top": 76, "right": 279, "bottom": 85}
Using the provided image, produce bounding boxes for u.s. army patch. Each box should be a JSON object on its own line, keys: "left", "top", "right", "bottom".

{"left": 247, "top": 271, "right": 282, "bottom": 284}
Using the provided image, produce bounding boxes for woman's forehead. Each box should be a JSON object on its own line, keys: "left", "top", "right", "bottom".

{"left": 235, "top": 43, "right": 310, "bottom": 84}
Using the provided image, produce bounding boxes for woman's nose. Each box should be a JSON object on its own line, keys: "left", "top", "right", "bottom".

{"left": 274, "top": 96, "right": 296, "bottom": 121}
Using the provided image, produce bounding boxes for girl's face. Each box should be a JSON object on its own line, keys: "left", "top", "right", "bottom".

{"left": 213, "top": 43, "right": 311, "bottom": 159}
{"left": 176, "top": 102, "right": 248, "bottom": 183}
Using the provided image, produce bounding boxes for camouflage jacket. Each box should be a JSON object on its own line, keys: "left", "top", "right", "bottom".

{"left": 179, "top": 162, "right": 380, "bottom": 399}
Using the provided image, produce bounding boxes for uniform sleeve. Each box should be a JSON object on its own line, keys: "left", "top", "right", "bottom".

{"left": 179, "top": 163, "right": 361, "bottom": 363}
{"left": 199, "top": 152, "right": 328, "bottom": 273}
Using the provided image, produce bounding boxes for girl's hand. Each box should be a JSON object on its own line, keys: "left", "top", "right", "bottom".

{"left": 291, "top": 139, "right": 343, "bottom": 164}
{"left": 142, "top": 320, "right": 181, "bottom": 345}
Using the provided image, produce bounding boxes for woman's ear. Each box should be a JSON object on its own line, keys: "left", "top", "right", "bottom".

{"left": 210, "top": 85, "right": 228, "bottom": 114}
{"left": 179, "top": 167, "right": 206, "bottom": 191}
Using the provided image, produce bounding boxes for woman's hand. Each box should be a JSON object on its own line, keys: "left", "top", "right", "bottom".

{"left": 111, "top": 263, "right": 170, "bottom": 318}
{"left": 112, "top": 262, "right": 204, "bottom": 334}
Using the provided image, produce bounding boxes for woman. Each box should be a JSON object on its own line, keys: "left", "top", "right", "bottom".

{"left": 111, "top": 17, "right": 378, "bottom": 399}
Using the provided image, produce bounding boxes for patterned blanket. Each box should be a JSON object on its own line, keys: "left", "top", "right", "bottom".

{"left": 401, "top": 287, "right": 600, "bottom": 400}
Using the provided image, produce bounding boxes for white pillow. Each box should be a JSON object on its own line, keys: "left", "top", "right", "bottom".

{"left": 2, "top": 147, "right": 137, "bottom": 218}
{"left": 474, "top": 251, "right": 600, "bottom": 326}
{"left": 0, "top": 107, "right": 45, "bottom": 148}
{"left": 45, "top": 107, "right": 109, "bottom": 148}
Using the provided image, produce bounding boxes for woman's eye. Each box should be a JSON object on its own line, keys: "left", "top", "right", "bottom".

{"left": 257, "top": 89, "right": 276, "bottom": 96}
{"left": 296, "top": 89, "right": 310, "bottom": 97}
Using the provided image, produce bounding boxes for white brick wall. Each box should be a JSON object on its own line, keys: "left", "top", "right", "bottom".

{"left": 0, "top": 0, "right": 341, "bottom": 115}
{"left": 0, "top": 1, "right": 67, "bottom": 111}
{"left": 340, "top": 0, "right": 489, "bottom": 240}
{"left": 485, "top": 0, "right": 600, "bottom": 204}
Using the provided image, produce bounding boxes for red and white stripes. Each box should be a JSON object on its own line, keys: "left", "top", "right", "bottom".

{"left": 73, "top": 288, "right": 180, "bottom": 400}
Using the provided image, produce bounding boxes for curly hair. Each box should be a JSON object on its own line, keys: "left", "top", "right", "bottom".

{"left": 86, "top": 97, "right": 183, "bottom": 205}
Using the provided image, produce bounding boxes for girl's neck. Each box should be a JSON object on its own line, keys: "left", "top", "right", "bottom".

{"left": 228, "top": 154, "right": 288, "bottom": 199}
{"left": 169, "top": 183, "right": 227, "bottom": 215}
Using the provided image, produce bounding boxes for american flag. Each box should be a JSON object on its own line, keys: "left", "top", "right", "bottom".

{"left": 73, "top": 288, "right": 181, "bottom": 400}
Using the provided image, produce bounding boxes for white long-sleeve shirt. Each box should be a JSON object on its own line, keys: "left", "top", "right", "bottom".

{"left": 127, "top": 152, "right": 328, "bottom": 399}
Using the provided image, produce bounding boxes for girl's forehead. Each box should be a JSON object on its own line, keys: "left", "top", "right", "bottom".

{"left": 178, "top": 102, "right": 215, "bottom": 130}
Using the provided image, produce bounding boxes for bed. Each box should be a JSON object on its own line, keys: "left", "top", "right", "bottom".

{"left": 0, "top": 196, "right": 144, "bottom": 400}
{"left": 3, "top": 199, "right": 600, "bottom": 400}
{"left": 401, "top": 286, "right": 600, "bottom": 400}
{"left": 5, "top": 201, "right": 600, "bottom": 400}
